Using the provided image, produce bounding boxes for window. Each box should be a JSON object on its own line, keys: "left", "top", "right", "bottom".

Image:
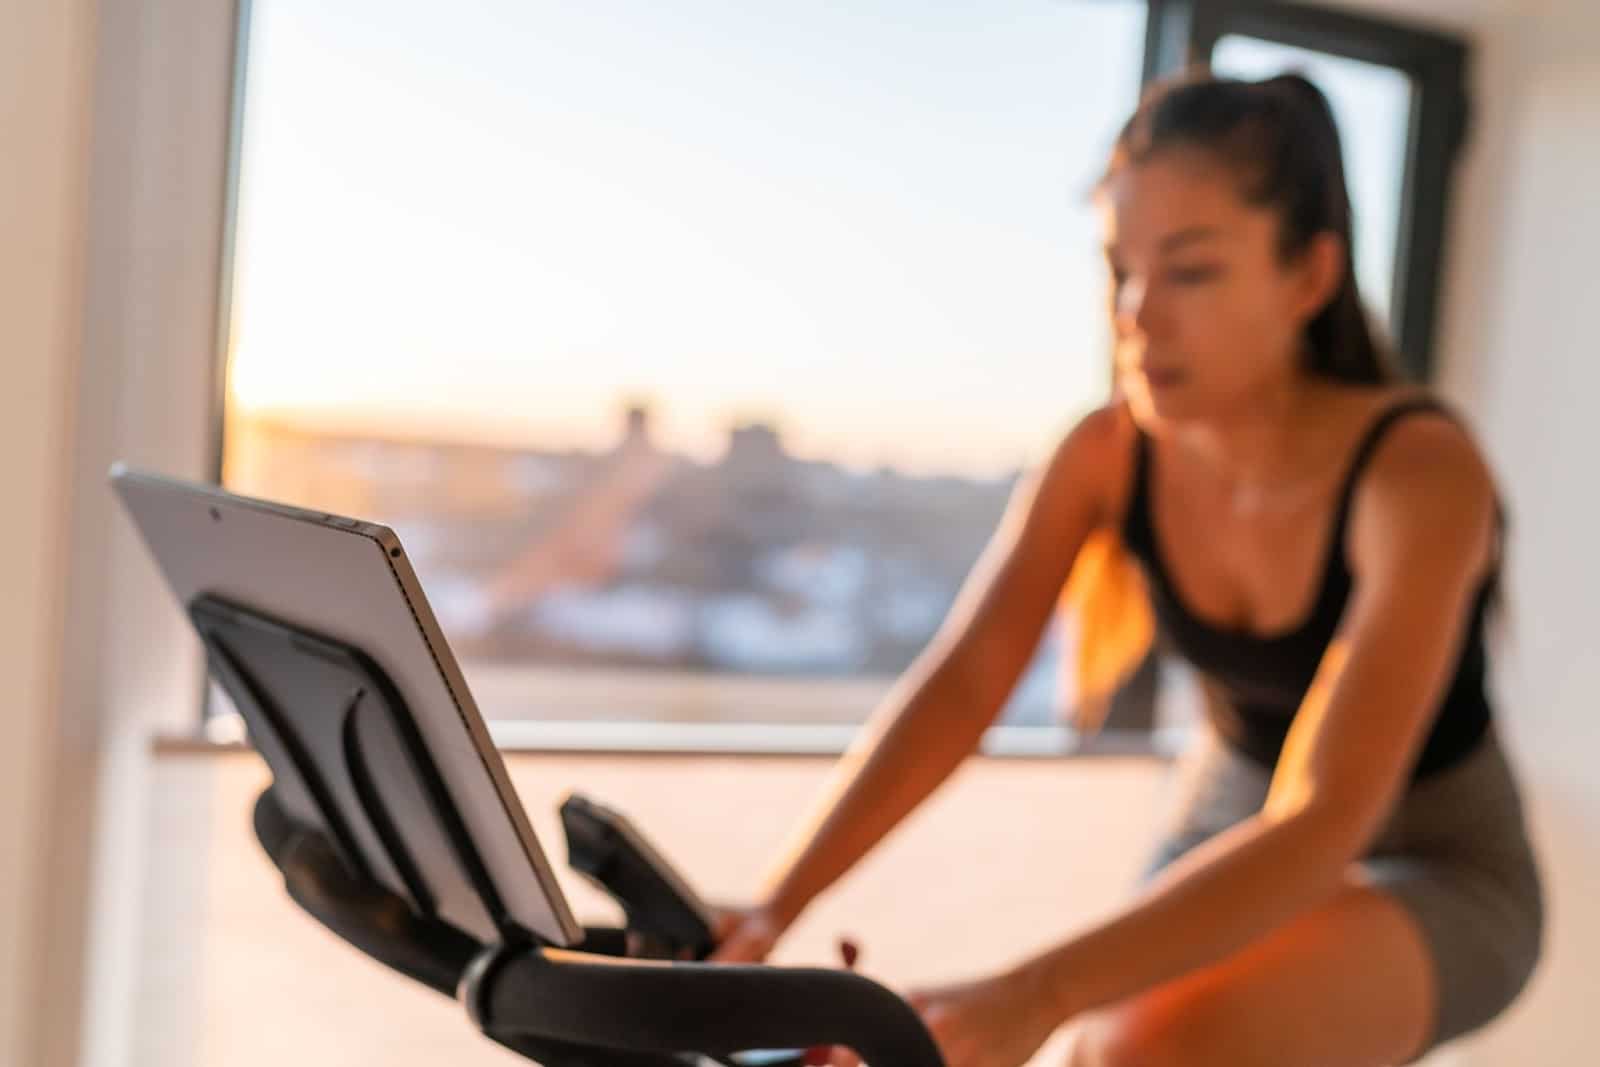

{"left": 214, "top": 1, "right": 1469, "bottom": 749}
{"left": 219, "top": 1, "right": 1150, "bottom": 743}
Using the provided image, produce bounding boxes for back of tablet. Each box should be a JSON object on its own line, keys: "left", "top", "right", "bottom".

{"left": 111, "top": 464, "right": 582, "bottom": 947}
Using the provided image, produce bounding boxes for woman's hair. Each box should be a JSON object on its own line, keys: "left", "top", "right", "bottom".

{"left": 1103, "top": 67, "right": 1398, "bottom": 385}
{"left": 1065, "top": 68, "right": 1404, "bottom": 733}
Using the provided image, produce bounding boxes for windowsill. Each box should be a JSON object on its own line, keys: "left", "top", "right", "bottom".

{"left": 151, "top": 714, "right": 1188, "bottom": 760}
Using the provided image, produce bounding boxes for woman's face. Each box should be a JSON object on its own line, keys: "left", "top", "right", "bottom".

{"left": 1096, "top": 149, "right": 1338, "bottom": 424}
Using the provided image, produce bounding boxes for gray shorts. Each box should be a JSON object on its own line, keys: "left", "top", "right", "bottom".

{"left": 1141, "top": 724, "right": 1545, "bottom": 1059}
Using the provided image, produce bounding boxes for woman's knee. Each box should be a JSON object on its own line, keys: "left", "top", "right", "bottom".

{"left": 1066, "top": 992, "right": 1230, "bottom": 1067}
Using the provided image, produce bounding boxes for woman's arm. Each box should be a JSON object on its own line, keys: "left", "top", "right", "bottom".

{"left": 750, "top": 405, "right": 1128, "bottom": 927}
{"left": 1020, "top": 415, "right": 1499, "bottom": 1021}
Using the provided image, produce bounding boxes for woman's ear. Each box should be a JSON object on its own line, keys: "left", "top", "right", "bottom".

{"left": 1297, "top": 230, "right": 1347, "bottom": 322}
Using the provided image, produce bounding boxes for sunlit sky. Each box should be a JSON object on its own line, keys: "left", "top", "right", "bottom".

{"left": 227, "top": 0, "right": 1407, "bottom": 478}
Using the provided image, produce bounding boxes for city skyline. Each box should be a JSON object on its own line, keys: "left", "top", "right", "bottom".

{"left": 229, "top": 384, "right": 1069, "bottom": 480}
{"left": 227, "top": 398, "right": 1031, "bottom": 487}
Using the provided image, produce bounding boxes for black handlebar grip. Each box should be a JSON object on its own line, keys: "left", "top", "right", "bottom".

{"left": 560, "top": 793, "right": 718, "bottom": 959}
{"left": 476, "top": 947, "right": 945, "bottom": 1067}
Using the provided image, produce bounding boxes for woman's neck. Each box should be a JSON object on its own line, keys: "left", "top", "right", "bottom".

{"left": 1171, "top": 375, "right": 1341, "bottom": 493}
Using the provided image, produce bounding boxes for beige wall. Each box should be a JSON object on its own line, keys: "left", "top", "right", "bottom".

{"left": 0, "top": 0, "right": 98, "bottom": 1063}
{"left": 0, "top": 1, "right": 237, "bottom": 1064}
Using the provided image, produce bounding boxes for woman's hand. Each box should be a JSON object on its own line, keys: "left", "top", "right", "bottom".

{"left": 705, "top": 902, "right": 795, "bottom": 964}
{"left": 829, "top": 963, "right": 1065, "bottom": 1067}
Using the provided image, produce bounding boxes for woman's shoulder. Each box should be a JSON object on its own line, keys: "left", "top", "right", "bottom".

{"left": 1340, "top": 384, "right": 1486, "bottom": 467}
{"left": 1066, "top": 400, "right": 1136, "bottom": 454}
{"left": 1308, "top": 383, "right": 1482, "bottom": 482}
{"left": 1031, "top": 401, "right": 1138, "bottom": 530}
{"left": 1335, "top": 381, "right": 1460, "bottom": 422}
{"left": 1343, "top": 386, "right": 1498, "bottom": 554}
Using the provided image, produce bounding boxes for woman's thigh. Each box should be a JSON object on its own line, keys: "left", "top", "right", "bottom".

{"left": 1112, "top": 727, "right": 1543, "bottom": 1065}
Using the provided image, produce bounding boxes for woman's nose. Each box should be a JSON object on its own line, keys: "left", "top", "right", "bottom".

{"left": 1114, "top": 275, "right": 1150, "bottom": 335}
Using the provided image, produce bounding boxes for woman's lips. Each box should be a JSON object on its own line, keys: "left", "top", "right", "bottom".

{"left": 1140, "top": 365, "right": 1188, "bottom": 389}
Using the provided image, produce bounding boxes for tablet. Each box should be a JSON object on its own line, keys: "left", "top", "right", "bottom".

{"left": 112, "top": 464, "right": 583, "bottom": 948}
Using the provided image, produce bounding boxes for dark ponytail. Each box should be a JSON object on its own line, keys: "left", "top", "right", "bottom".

{"left": 1100, "top": 68, "right": 1399, "bottom": 385}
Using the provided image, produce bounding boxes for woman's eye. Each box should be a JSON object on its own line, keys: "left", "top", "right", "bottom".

{"left": 1168, "top": 265, "right": 1222, "bottom": 284}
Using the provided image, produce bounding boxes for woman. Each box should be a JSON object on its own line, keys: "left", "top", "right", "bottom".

{"left": 709, "top": 70, "right": 1544, "bottom": 1067}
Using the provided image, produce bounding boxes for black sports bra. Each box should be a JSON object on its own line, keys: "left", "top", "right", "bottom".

{"left": 1120, "top": 397, "right": 1494, "bottom": 781}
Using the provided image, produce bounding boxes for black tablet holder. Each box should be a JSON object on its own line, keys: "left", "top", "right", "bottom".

{"left": 189, "top": 593, "right": 944, "bottom": 1067}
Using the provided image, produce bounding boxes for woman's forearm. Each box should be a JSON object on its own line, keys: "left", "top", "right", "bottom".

{"left": 756, "top": 651, "right": 1007, "bottom": 923}
{"left": 1024, "top": 806, "right": 1354, "bottom": 1022}
{"left": 749, "top": 415, "right": 1112, "bottom": 925}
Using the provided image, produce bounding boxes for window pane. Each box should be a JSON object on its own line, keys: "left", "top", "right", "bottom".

{"left": 221, "top": 0, "right": 1148, "bottom": 731}
{"left": 1211, "top": 34, "right": 1415, "bottom": 333}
